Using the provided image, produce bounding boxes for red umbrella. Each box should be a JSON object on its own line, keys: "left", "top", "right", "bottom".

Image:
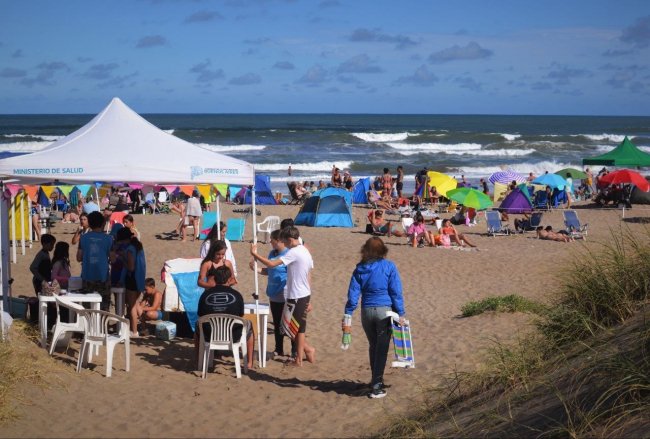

{"left": 599, "top": 169, "right": 650, "bottom": 192}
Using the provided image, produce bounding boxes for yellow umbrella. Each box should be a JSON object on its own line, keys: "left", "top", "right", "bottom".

{"left": 426, "top": 171, "right": 457, "bottom": 197}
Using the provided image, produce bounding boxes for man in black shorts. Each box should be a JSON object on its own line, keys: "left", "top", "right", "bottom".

{"left": 396, "top": 165, "right": 404, "bottom": 198}
{"left": 196, "top": 265, "right": 254, "bottom": 371}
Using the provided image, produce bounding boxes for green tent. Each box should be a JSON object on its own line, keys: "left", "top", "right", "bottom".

{"left": 583, "top": 136, "right": 650, "bottom": 167}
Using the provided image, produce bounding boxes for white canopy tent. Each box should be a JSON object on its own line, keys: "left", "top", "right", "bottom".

{"left": 0, "top": 98, "right": 264, "bottom": 360}
{"left": 0, "top": 97, "right": 255, "bottom": 185}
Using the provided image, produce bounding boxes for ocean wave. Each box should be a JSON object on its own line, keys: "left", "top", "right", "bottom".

{"left": 351, "top": 132, "right": 416, "bottom": 142}
{"left": 3, "top": 134, "right": 63, "bottom": 142}
{"left": 579, "top": 133, "right": 626, "bottom": 143}
{"left": 0, "top": 141, "right": 54, "bottom": 152}
{"left": 255, "top": 160, "right": 353, "bottom": 172}
{"left": 497, "top": 133, "right": 521, "bottom": 141}
{"left": 387, "top": 142, "right": 482, "bottom": 152}
{"left": 195, "top": 143, "right": 266, "bottom": 152}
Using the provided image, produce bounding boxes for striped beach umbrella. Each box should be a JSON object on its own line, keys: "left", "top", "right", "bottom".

{"left": 488, "top": 169, "right": 527, "bottom": 185}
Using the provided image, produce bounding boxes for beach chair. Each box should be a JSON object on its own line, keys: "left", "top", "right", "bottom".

{"left": 256, "top": 215, "right": 280, "bottom": 243}
{"left": 49, "top": 295, "right": 86, "bottom": 356}
{"left": 287, "top": 182, "right": 306, "bottom": 205}
{"left": 386, "top": 310, "right": 414, "bottom": 368}
{"left": 76, "top": 309, "right": 130, "bottom": 378}
{"left": 199, "top": 211, "right": 218, "bottom": 240}
{"left": 516, "top": 212, "right": 544, "bottom": 233}
{"left": 485, "top": 210, "right": 511, "bottom": 236}
{"left": 533, "top": 190, "right": 550, "bottom": 211}
{"left": 197, "top": 314, "right": 248, "bottom": 379}
{"left": 563, "top": 210, "right": 588, "bottom": 239}
{"left": 225, "top": 218, "right": 246, "bottom": 242}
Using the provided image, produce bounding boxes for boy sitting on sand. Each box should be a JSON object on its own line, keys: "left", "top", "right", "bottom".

{"left": 130, "top": 278, "right": 163, "bottom": 336}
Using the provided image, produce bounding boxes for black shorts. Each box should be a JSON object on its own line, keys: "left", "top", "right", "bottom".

{"left": 287, "top": 296, "right": 310, "bottom": 334}
{"left": 396, "top": 181, "right": 403, "bottom": 191}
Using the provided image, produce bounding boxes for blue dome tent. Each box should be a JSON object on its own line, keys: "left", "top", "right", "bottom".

{"left": 294, "top": 187, "right": 354, "bottom": 227}
{"left": 352, "top": 177, "right": 371, "bottom": 204}
{"left": 244, "top": 174, "right": 277, "bottom": 205}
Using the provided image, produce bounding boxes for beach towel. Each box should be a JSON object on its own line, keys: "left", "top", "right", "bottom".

{"left": 391, "top": 318, "right": 415, "bottom": 368}
{"left": 280, "top": 301, "right": 300, "bottom": 340}
{"left": 170, "top": 272, "right": 204, "bottom": 333}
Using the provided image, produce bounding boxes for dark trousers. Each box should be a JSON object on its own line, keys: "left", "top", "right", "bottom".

{"left": 361, "top": 306, "right": 392, "bottom": 387}
{"left": 270, "top": 300, "right": 296, "bottom": 356}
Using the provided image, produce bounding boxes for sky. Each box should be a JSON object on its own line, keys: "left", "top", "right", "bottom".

{"left": 1, "top": 0, "right": 650, "bottom": 115}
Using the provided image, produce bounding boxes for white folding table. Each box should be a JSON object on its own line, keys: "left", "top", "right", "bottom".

{"left": 38, "top": 293, "right": 102, "bottom": 349}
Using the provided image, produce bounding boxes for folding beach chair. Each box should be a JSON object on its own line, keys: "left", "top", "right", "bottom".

{"left": 563, "top": 210, "right": 588, "bottom": 239}
{"left": 199, "top": 211, "right": 218, "bottom": 240}
{"left": 485, "top": 210, "right": 511, "bottom": 236}
{"left": 533, "top": 190, "right": 550, "bottom": 211}
{"left": 225, "top": 218, "right": 246, "bottom": 242}
{"left": 517, "top": 211, "right": 544, "bottom": 233}
{"left": 386, "top": 311, "right": 414, "bottom": 368}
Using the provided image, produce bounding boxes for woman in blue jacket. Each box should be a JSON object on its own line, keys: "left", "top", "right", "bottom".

{"left": 345, "top": 237, "right": 405, "bottom": 399}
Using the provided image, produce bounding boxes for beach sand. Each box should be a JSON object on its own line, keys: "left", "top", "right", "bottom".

{"left": 1, "top": 202, "right": 646, "bottom": 438}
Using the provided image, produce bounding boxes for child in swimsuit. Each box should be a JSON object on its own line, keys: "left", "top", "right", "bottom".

{"left": 130, "top": 278, "right": 163, "bottom": 336}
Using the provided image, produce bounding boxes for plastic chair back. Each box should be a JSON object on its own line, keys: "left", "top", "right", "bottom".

{"left": 256, "top": 215, "right": 280, "bottom": 243}
{"left": 197, "top": 314, "right": 248, "bottom": 379}
{"left": 76, "top": 309, "right": 130, "bottom": 378}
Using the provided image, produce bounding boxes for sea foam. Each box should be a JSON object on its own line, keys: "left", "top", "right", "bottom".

{"left": 195, "top": 143, "right": 266, "bottom": 152}
{"left": 387, "top": 142, "right": 482, "bottom": 152}
{"left": 498, "top": 133, "right": 521, "bottom": 141}
{"left": 255, "top": 160, "right": 353, "bottom": 172}
{"left": 0, "top": 141, "right": 54, "bottom": 152}
{"left": 452, "top": 160, "right": 582, "bottom": 180}
{"left": 580, "top": 133, "right": 626, "bottom": 143}
{"left": 351, "top": 132, "right": 414, "bottom": 142}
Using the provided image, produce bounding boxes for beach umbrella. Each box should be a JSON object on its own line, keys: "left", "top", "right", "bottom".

{"left": 555, "top": 168, "right": 587, "bottom": 179}
{"left": 532, "top": 173, "right": 567, "bottom": 190}
{"left": 446, "top": 187, "right": 494, "bottom": 211}
{"left": 488, "top": 169, "right": 526, "bottom": 185}
{"left": 600, "top": 169, "right": 650, "bottom": 192}
{"left": 426, "top": 171, "right": 457, "bottom": 196}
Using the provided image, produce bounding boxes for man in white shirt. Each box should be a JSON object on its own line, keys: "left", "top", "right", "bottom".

{"left": 251, "top": 226, "right": 315, "bottom": 366}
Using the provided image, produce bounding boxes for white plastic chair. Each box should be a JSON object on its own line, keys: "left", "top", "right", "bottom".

{"left": 256, "top": 215, "right": 280, "bottom": 243}
{"left": 49, "top": 295, "right": 86, "bottom": 356}
{"left": 197, "top": 314, "right": 248, "bottom": 379}
{"left": 76, "top": 309, "right": 130, "bottom": 378}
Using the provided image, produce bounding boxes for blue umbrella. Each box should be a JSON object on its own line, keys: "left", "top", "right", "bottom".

{"left": 532, "top": 173, "right": 567, "bottom": 190}
{"left": 489, "top": 169, "right": 527, "bottom": 185}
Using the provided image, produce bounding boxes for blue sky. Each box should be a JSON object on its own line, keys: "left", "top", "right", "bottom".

{"left": 1, "top": 0, "right": 649, "bottom": 115}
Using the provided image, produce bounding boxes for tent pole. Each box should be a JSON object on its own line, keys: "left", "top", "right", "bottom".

{"left": 19, "top": 193, "right": 25, "bottom": 256}
{"left": 10, "top": 196, "right": 16, "bottom": 264}
{"left": 216, "top": 195, "right": 221, "bottom": 240}
{"left": 252, "top": 184, "right": 262, "bottom": 367}
{"left": 27, "top": 196, "right": 33, "bottom": 247}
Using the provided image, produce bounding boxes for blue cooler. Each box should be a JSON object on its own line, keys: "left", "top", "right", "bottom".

{"left": 155, "top": 321, "right": 176, "bottom": 341}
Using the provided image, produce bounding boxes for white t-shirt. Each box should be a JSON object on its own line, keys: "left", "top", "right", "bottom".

{"left": 186, "top": 197, "right": 202, "bottom": 217}
{"left": 200, "top": 238, "right": 237, "bottom": 277}
{"left": 279, "top": 244, "right": 313, "bottom": 300}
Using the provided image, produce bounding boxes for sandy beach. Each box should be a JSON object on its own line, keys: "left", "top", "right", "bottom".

{"left": 1, "top": 201, "right": 646, "bottom": 438}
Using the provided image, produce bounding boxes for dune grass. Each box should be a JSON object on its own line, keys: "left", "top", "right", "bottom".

{"left": 0, "top": 320, "right": 67, "bottom": 425}
{"left": 379, "top": 224, "right": 650, "bottom": 438}
{"left": 460, "top": 294, "right": 546, "bottom": 317}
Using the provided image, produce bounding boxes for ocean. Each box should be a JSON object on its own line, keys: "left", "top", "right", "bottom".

{"left": 1, "top": 113, "right": 649, "bottom": 194}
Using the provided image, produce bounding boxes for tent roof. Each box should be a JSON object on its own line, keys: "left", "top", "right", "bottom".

{"left": 583, "top": 136, "right": 650, "bottom": 167}
{"left": 0, "top": 98, "right": 254, "bottom": 185}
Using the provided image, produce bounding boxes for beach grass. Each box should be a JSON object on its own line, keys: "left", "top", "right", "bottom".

{"left": 379, "top": 224, "right": 650, "bottom": 437}
{"left": 0, "top": 320, "right": 67, "bottom": 425}
{"left": 460, "top": 294, "right": 546, "bottom": 317}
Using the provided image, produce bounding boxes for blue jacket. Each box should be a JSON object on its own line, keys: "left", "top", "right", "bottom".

{"left": 345, "top": 259, "right": 404, "bottom": 316}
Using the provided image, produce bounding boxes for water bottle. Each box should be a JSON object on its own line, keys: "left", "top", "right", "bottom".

{"left": 341, "top": 314, "right": 352, "bottom": 350}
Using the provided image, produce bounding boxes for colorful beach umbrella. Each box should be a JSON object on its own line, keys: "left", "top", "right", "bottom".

{"left": 599, "top": 169, "right": 650, "bottom": 192}
{"left": 532, "top": 173, "right": 567, "bottom": 190}
{"left": 446, "top": 187, "right": 493, "bottom": 210}
{"left": 555, "top": 168, "right": 587, "bottom": 179}
{"left": 426, "top": 171, "right": 457, "bottom": 196}
{"left": 488, "top": 169, "right": 526, "bottom": 185}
